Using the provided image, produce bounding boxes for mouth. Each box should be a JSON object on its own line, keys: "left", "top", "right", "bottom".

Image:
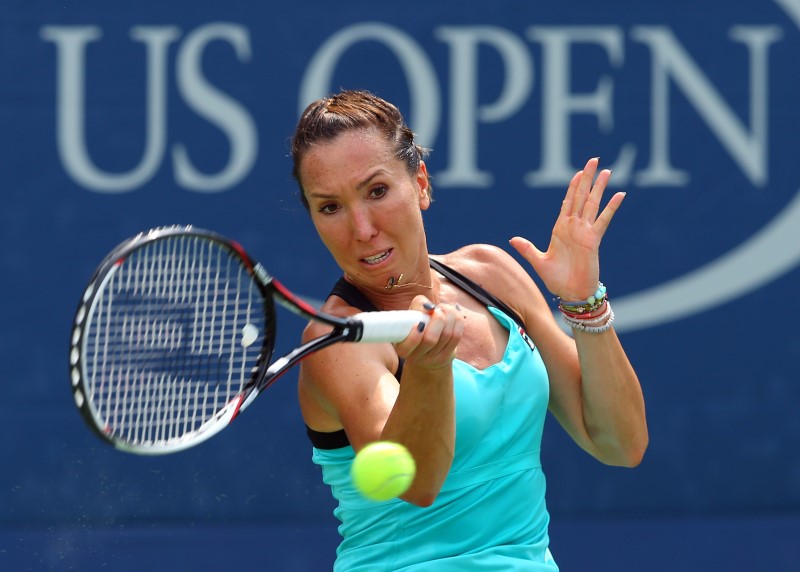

{"left": 361, "top": 249, "right": 392, "bottom": 266}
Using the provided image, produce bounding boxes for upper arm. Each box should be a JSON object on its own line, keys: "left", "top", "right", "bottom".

{"left": 297, "top": 317, "right": 401, "bottom": 451}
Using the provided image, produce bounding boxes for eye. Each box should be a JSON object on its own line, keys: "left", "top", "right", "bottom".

{"left": 318, "top": 202, "right": 340, "bottom": 215}
{"left": 369, "top": 185, "right": 388, "bottom": 199}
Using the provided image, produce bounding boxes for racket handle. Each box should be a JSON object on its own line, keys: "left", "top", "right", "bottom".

{"left": 353, "top": 310, "right": 430, "bottom": 343}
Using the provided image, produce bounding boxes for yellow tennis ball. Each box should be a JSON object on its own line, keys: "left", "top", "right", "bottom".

{"left": 351, "top": 441, "right": 416, "bottom": 501}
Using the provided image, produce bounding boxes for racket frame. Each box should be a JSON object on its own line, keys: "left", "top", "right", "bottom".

{"left": 69, "top": 226, "right": 375, "bottom": 454}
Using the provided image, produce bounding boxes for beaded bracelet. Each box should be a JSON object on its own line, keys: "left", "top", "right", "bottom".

{"left": 557, "top": 282, "right": 607, "bottom": 315}
{"left": 562, "top": 301, "right": 615, "bottom": 333}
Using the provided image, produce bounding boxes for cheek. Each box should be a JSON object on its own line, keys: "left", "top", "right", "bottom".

{"left": 310, "top": 216, "right": 346, "bottom": 251}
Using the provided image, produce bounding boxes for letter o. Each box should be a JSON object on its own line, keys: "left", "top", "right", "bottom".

{"left": 298, "top": 23, "right": 441, "bottom": 148}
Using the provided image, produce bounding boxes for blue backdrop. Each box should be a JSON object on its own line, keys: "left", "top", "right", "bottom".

{"left": 1, "top": 0, "right": 799, "bottom": 570}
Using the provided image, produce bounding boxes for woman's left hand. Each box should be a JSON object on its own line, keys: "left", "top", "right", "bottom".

{"left": 510, "top": 157, "right": 625, "bottom": 300}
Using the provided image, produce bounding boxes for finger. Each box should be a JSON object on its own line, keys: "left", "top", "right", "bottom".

{"left": 572, "top": 157, "right": 599, "bottom": 217}
{"left": 423, "top": 317, "right": 458, "bottom": 362}
{"left": 432, "top": 329, "right": 462, "bottom": 363}
{"left": 509, "top": 236, "right": 550, "bottom": 280}
{"left": 560, "top": 171, "right": 583, "bottom": 217}
{"left": 582, "top": 168, "right": 612, "bottom": 222}
{"left": 393, "top": 295, "right": 436, "bottom": 355}
{"left": 408, "top": 295, "right": 436, "bottom": 313}
{"left": 413, "top": 301, "right": 447, "bottom": 340}
{"left": 393, "top": 321, "right": 426, "bottom": 357}
{"left": 509, "top": 236, "right": 544, "bottom": 265}
{"left": 431, "top": 304, "right": 465, "bottom": 361}
{"left": 592, "top": 191, "right": 626, "bottom": 237}
{"left": 413, "top": 304, "right": 462, "bottom": 363}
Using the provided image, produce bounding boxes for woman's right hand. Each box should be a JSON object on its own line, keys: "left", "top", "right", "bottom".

{"left": 394, "top": 296, "right": 464, "bottom": 371}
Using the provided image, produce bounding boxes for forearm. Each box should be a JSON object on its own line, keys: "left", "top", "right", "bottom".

{"left": 572, "top": 326, "right": 648, "bottom": 467}
{"left": 381, "top": 365, "right": 456, "bottom": 506}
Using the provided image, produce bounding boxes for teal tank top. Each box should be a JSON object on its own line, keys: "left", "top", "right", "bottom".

{"left": 311, "top": 307, "right": 558, "bottom": 571}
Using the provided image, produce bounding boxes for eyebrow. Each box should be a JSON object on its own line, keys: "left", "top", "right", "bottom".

{"left": 306, "top": 168, "right": 391, "bottom": 200}
{"left": 356, "top": 168, "right": 390, "bottom": 190}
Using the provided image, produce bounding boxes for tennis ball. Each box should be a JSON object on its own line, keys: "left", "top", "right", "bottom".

{"left": 351, "top": 441, "right": 416, "bottom": 501}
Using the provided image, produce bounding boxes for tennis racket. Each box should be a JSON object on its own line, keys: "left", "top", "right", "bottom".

{"left": 69, "top": 225, "right": 428, "bottom": 455}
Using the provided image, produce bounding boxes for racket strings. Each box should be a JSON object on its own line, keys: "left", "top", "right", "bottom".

{"left": 84, "top": 235, "right": 269, "bottom": 446}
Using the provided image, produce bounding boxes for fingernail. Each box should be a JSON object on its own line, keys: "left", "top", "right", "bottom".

{"left": 455, "top": 303, "right": 462, "bottom": 311}
{"left": 417, "top": 321, "right": 426, "bottom": 332}
{"left": 423, "top": 302, "right": 436, "bottom": 311}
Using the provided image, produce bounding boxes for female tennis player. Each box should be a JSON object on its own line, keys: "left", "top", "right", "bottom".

{"left": 290, "top": 89, "right": 648, "bottom": 570}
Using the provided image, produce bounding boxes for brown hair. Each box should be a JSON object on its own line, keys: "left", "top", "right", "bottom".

{"left": 290, "top": 89, "right": 431, "bottom": 209}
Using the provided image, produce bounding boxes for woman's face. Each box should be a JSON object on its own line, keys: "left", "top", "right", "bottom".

{"left": 299, "top": 128, "right": 431, "bottom": 291}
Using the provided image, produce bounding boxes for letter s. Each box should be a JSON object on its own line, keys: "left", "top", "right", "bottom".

{"left": 173, "top": 23, "right": 258, "bottom": 192}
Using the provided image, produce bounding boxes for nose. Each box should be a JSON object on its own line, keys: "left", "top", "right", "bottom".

{"left": 349, "top": 206, "right": 378, "bottom": 242}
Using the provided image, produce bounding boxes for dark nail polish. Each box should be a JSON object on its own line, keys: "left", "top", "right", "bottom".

{"left": 423, "top": 302, "right": 436, "bottom": 311}
{"left": 417, "top": 321, "right": 426, "bottom": 332}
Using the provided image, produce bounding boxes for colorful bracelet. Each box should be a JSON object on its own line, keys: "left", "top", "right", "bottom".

{"left": 561, "top": 302, "right": 610, "bottom": 325}
{"left": 562, "top": 301, "right": 615, "bottom": 333}
{"left": 558, "top": 300, "right": 608, "bottom": 320}
{"left": 557, "top": 282, "right": 607, "bottom": 315}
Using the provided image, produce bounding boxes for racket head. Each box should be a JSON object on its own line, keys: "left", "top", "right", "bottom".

{"left": 69, "top": 226, "right": 276, "bottom": 454}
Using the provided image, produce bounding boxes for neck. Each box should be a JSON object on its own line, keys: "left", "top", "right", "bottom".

{"left": 384, "top": 273, "right": 433, "bottom": 290}
{"left": 345, "top": 268, "right": 440, "bottom": 311}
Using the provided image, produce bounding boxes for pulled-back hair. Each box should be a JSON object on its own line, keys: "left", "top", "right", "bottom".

{"left": 291, "top": 89, "right": 431, "bottom": 209}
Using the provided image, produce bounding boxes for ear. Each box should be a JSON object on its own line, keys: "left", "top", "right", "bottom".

{"left": 416, "top": 161, "right": 431, "bottom": 210}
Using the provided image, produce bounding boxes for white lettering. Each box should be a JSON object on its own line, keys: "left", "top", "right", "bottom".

{"left": 434, "top": 26, "right": 533, "bottom": 187}
{"left": 173, "top": 23, "right": 258, "bottom": 192}
{"left": 525, "top": 27, "right": 636, "bottom": 187}
{"left": 631, "top": 26, "right": 782, "bottom": 187}
{"left": 43, "top": 22, "right": 782, "bottom": 194}
{"left": 40, "top": 26, "right": 178, "bottom": 193}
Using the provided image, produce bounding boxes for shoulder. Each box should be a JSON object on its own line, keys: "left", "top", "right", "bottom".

{"left": 434, "top": 244, "right": 536, "bottom": 297}
{"left": 434, "top": 243, "right": 521, "bottom": 275}
{"left": 434, "top": 243, "right": 555, "bottom": 330}
{"left": 300, "top": 292, "right": 358, "bottom": 343}
{"left": 297, "top": 288, "right": 399, "bottom": 433}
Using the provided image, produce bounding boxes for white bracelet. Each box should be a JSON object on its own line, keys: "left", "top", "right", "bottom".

{"left": 562, "top": 301, "right": 615, "bottom": 333}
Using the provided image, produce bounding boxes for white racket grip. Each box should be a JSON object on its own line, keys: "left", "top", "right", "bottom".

{"left": 353, "top": 310, "right": 430, "bottom": 343}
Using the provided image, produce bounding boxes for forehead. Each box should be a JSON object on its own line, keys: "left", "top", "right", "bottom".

{"left": 307, "top": 128, "right": 392, "bottom": 162}
{"left": 300, "top": 128, "right": 397, "bottom": 186}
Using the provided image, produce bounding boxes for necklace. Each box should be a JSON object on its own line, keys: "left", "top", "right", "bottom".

{"left": 385, "top": 273, "right": 434, "bottom": 290}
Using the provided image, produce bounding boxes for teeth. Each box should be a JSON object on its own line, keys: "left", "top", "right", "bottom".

{"left": 363, "top": 251, "right": 390, "bottom": 265}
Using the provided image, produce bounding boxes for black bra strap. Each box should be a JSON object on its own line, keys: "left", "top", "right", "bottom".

{"left": 429, "top": 258, "right": 525, "bottom": 330}
{"left": 330, "top": 277, "right": 378, "bottom": 311}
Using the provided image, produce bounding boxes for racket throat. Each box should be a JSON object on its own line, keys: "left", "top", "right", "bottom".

{"left": 234, "top": 391, "right": 259, "bottom": 419}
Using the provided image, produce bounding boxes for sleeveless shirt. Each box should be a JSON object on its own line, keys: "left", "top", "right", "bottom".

{"left": 308, "top": 259, "right": 559, "bottom": 571}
